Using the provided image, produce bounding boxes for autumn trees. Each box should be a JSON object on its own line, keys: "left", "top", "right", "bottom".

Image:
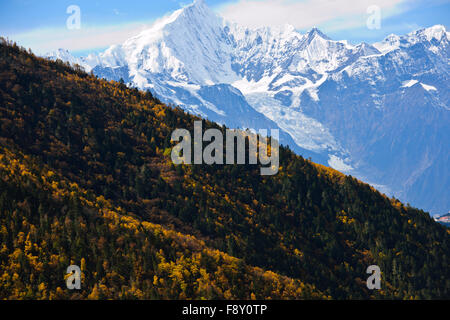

{"left": 0, "top": 39, "right": 448, "bottom": 300}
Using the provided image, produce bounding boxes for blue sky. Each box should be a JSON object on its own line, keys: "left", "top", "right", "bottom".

{"left": 0, "top": 0, "right": 448, "bottom": 56}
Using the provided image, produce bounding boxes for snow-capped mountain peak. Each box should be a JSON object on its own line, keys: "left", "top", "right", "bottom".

{"left": 118, "top": 0, "right": 237, "bottom": 86}
{"left": 46, "top": 48, "right": 79, "bottom": 65}
{"left": 306, "top": 27, "right": 331, "bottom": 41}
{"left": 45, "top": 48, "right": 93, "bottom": 71}
{"left": 412, "top": 24, "right": 448, "bottom": 42}
{"left": 374, "top": 25, "right": 448, "bottom": 53}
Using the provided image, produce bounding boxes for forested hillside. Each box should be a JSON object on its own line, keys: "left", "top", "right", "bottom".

{"left": 0, "top": 39, "right": 448, "bottom": 299}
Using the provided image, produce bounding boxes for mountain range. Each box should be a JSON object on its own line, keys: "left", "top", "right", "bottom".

{"left": 47, "top": 0, "right": 449, "bottom": 214}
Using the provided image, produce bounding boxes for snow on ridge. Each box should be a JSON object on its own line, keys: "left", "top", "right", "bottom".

{"left": 401, "top": 80, "right": 437, "bottom": 92}
{"left": 328, "top": 155, "right": 353, "bottom": 173}
{"left": 411, "top": 24, "right": 447, "bottom": 42}
{"left": 374, "top": 25, "right": 448, "bottom": 54}
{"left": 421, "top": 83, "right": 437, "bottom": 92}
{"left": 402, "top": 79, "right": 419, "bottom": 88}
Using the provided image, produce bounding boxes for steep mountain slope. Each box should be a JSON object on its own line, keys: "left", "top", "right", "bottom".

{"left": 0, "top": 145, "right": 327, "bottom": 300}
{"left": 46, "top": 0, "right": 449, "bottom": 214}
{"left": 2, "top": 39, "right": 449, "bottom": 299}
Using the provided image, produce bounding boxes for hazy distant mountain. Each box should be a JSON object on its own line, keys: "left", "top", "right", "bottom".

{"left": 46, "top": 0, "right": 449, "bottom": 214}
{"left": 434, "top": 213, "right": 450, "bottom": 227}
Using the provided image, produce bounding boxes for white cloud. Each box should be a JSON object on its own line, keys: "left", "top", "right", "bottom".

{"left": 217, "top": 0, "right": 408, "bottom": 31}
{"left": 5, "top": 22, "right": 154, "bottom": 55}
